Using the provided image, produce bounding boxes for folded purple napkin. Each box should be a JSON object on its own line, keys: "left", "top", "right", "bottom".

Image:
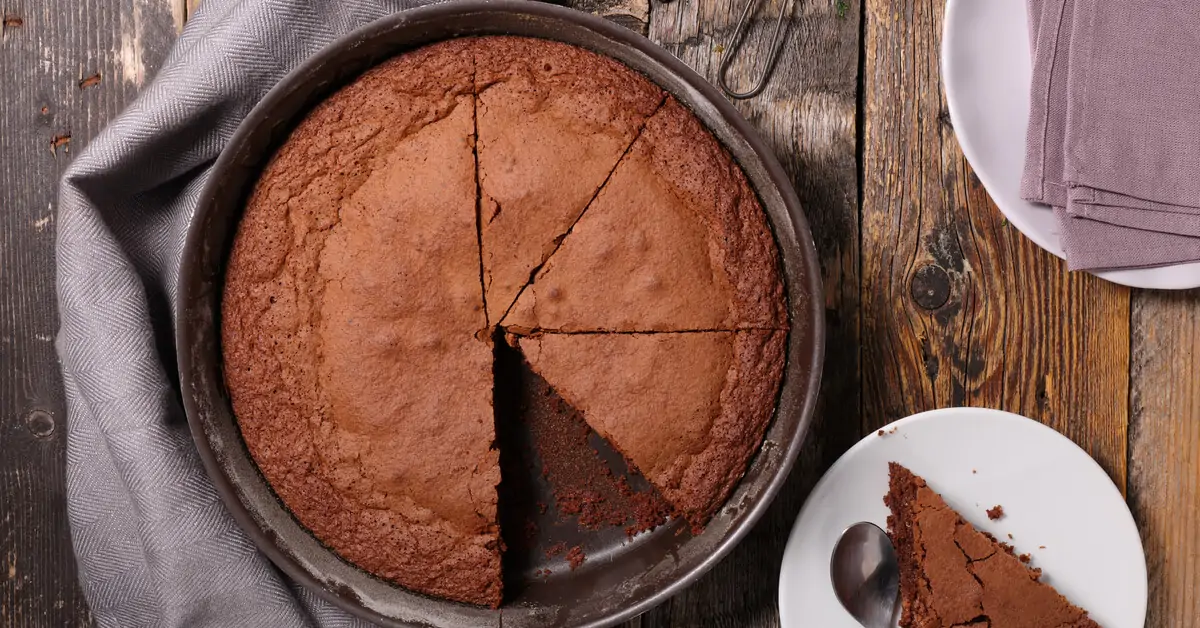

{"left": 1022, "top": 0, "right": 1200, "bottom": 270}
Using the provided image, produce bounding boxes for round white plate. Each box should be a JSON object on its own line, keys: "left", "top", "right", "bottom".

{"left": 941, "top": 0, "right": 1200, "bottom": 289}
{"left": 777, "top": 408, "right": 1146, "bottom": 628}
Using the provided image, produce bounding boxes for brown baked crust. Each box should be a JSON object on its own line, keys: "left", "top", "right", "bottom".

{"left": 515, "top": 330, "right": 785, "bottom": 528}
{"left": 503, "top": 97, "right": 787, "bottom": 333}
{"left": 475, "top": 36, "right": 664, "bottom": 322}
{"left": 885, "top": 463, "right": 1100, "bottom": 628}
{"left": 221, "top": 40, "right": 502, "bottom": 607}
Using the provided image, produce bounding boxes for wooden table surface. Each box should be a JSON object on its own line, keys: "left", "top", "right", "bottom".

{"left": 1, "top": 0, "right": 1197, "bottom": 626}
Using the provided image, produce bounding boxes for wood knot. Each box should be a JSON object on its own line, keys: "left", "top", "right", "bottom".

{"left": 25, "top": 409, "right": 55, "bottom": 438}
{"left": 910, "top": 264, "right": 950, "bottom": 310}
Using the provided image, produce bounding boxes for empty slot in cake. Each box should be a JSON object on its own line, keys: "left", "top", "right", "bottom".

{"left": 492, "top": 330, "right": 672, "bottom": 602}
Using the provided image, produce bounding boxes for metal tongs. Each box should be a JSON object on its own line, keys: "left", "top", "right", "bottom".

{"left": 717, "top": 0, "right": 796, "bottom": 99}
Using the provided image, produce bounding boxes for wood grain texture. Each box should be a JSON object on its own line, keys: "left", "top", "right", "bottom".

{"left": 1129, "top": 292, "right": 1200, "bottom": 628}
{"left": 0, "top": 0, "right": 176, "bottom": 625}
{"left": 860, "top": 0, "right": 1130, "bottom": 483}
{"left": 562, "top": 0, "right": 648, "bottom": 35}
{"left": 626, "top": 1, "right": 861, "bottom": 626}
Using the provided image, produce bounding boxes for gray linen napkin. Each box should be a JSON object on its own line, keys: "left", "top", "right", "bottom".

{"left": 1021, "top": 0, "right": 1200, "bottom": 270}
{"left": 55, "top": 1, "right": 435, "bottom": 626}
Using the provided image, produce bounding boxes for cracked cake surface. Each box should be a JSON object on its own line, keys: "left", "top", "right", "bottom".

{"left": 222, "top": 40, "right": 502, "bottom": 607}
{"left": 474, "top": 37, "right": 664, "bottom": 323}
{"left": 222, "top": 35, "right": 788, "bottom": 609}
{"left": 884, "top": 463, "right": 1100, "bottom": 628}
{"left": 503, "top": 97, "right": 787, "bottom": 333}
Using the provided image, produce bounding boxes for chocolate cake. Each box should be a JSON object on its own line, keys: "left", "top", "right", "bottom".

{"left": 885, "top": 463, "right": 1100, "bottom": 628}
{"left": 222, "top": 36, "right": 788, "bottom": 608}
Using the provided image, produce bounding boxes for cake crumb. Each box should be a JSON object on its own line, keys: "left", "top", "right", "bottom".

{"left": 877, "top": 429, "right": 885, "bottom": 436}
{"left": 1019, "top": 553, "right": 1031, "bottom": 564}
{"left": 78, "top": 73, "right": 102, "bottom": 90}
{"left": 1007, "top": 533, "right": 1014, "bottom": 540}
{"left": 1039, "top": 545, "right": 1046, "bottom": 549}
{"left": 566, "top": 545, "right": 585, "bottom": 570}
{"left": 986, "top": 504, "right": 1005, "bottom": 520}
{"left": 544, "top": 542, "right": 567, "bottom": 559}
{"left": 50, "top": 133, "right": 71, "bottom": 155}
{"left": 972, "top": 469, "right": 977, "bottom": 474}
{"left": 2, "top": 15, "right": 23, "bottom": 29}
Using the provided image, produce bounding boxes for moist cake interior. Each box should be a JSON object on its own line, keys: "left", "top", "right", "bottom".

{"left": 220, "top": 36, "right": 788, "bottom": 609}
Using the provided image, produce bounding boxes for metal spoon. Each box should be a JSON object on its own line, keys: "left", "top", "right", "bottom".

{"left": 830, "top": 522, "right": 901, "bottom": 628}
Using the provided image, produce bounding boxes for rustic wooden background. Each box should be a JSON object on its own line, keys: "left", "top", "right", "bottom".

{"left": 1, "top": 0, "right": 1197, "bottom": 626}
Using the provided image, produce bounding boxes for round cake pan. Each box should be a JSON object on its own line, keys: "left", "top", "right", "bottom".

{"left": 176, "top": 2, "right": 825, "bottom": 627}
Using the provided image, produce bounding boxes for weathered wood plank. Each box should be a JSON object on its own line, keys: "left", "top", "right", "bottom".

{"left": 566, "top": 0, "right": 649, "bottom": 35}
{"left": 629, "top": 1, "right": 862, "bottom": 626}
{"left": 1129, "top": 292, "right": 1200, "bottom": 628}
{"left": 0, "top": 0, "right": 177, "bottom": 625}
{"left": 860, "top": 0, "right": 1130, "bottom": 483}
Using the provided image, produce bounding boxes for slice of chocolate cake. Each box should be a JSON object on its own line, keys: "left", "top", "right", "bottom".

{"left": 474, "top": 37, "right": 664, "bottom": 323}
{"left": 221, "top": 35, "right": 790, "bottom": 609}
{"left": 502, "top": 98, "right": 786, "bottom": 333}
{"left": 884, "top": 463, "right": 1100, "bottom": 628}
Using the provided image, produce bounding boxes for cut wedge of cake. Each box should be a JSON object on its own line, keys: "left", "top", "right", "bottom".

{"left": 502, "top": 97, "right": 786, "bottom": 333}
{"left": 885, "top": 463, "right": 1100, "bottom": 628}
{"left": 514, "top": 330, "right": 786, "bottom": 528}
{"left": 474, "top": 37, "right": 664, "bottom": 323}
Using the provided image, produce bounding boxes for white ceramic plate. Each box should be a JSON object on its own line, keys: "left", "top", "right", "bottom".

{"left": 777, "top": 408, "right": 1147, "bottom": 628}
{"left": 941, "top": 0, "right": 1200, "bottom": 289}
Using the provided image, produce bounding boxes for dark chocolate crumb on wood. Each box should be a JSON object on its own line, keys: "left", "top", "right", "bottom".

{"left": 50, "top": 133, "right": 70, "bottom": 155}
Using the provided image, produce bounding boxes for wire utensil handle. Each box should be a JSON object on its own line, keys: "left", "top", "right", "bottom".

{"left": 718, "top": 0, "right": 795, "bottom": 99}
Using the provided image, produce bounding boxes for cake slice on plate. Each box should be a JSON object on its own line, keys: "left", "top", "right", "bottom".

{"left": 885, "top": 463, "right": 1100, "bottom": 628}
{"left": 514, "top": 330, "right": 785, "bottom": 529}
